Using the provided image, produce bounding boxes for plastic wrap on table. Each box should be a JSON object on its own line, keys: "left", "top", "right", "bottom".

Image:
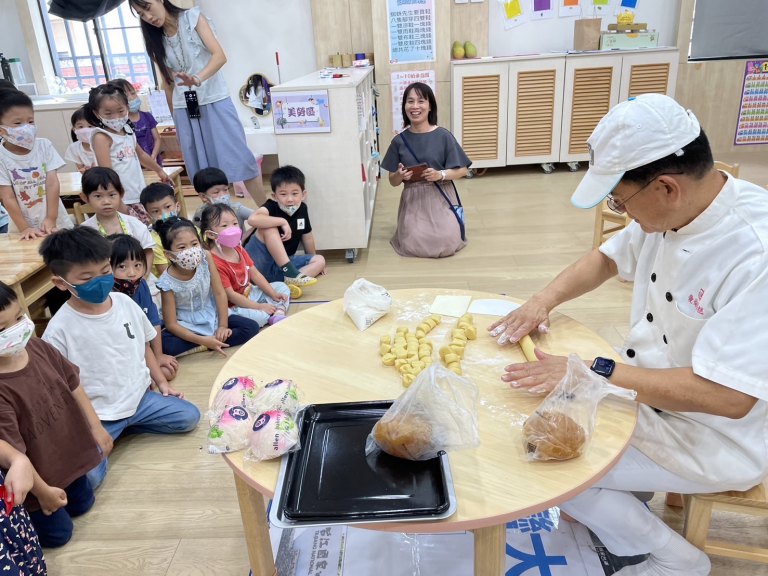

{"left": 343, "top": 278, "right": 392, "bottom": 331}
{"left": 207, "top": 375, "right": 257, "bottom": 424}
{"left": 245, "top": 409, "right": 301, "bottom": 462}
{"left": 207, "top": 405, "right": 255, "bottom": 454}
{"left": 252, "top": 378, "right": 301, "bottom": 414}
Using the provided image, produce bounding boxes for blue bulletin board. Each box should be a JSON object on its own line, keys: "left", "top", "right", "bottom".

{"left": 387, "top": 0, "right": 436, "bottom": 64}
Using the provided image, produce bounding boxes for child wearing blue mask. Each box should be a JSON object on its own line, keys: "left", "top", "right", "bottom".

{"left": 108, "top": 79, "right": 163, "bottom": 167}
{"left": 40, "top": 226, "right": 200, "bottom": 489}
{"left": 155, "top": 216, "right": 259, "bottom": 356}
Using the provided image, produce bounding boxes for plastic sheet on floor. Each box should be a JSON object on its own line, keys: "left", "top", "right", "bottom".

{"left": 268, "top": 509, "right": 643, "bottom": 576}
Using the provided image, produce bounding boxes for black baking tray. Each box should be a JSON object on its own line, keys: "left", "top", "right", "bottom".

{"left": 272, "top": 401, "right": 455, "bottom": 526}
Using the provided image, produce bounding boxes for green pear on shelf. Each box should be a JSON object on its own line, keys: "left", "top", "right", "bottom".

{"left": 452, "top": 41, "right": 465, "bottom": 59}
{"left": 464, "top": 41, "right": 477, "bottom": 59}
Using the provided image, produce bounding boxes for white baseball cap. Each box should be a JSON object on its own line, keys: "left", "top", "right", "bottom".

{"left": 570, "top": 93, "right": 701, "bottom": 209}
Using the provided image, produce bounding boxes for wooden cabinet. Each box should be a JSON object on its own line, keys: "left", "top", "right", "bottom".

{"left": 450, "top": 48, "right": 678, "bottom": 170}
{"left": 272, "top": 67, "right": 379, "bottom": 259}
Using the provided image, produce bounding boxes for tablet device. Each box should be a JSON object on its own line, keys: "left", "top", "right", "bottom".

{"left": 406, "top": 163, "right": 428, "bottom": 182}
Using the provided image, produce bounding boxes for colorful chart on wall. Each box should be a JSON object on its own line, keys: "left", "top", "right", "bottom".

{"left": 558, "top": 0, "right": 581, "bottom": 18}
{"left": 387, "top": 0, "right": 436, "bottom": 64}
{"left": 735, "top": 60, "right": 768, "bottom": 146}
{"left": 272, "top": 90, "right": 330, "bottom": 134}
{"left": 500, "top": 0, "right": 529, "bottom": 29}
{"left": 391, "top": 70, "right": 436, "bottom": 134}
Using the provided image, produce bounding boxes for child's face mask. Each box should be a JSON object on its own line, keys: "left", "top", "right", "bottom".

{"left": 171, "top": 247, "right": 204, "bottom": 270}
{"left": 278, "top": 203, "right": 299, "bottom": 216}
{"left": 74, "top": 127, "right": 95, "bottom": 144}
{"left": 0, "top": 123, "right": 37, "bottom": 150}
{"left": 60, "top": 274, "right": 115, "bottom": 304}
{"left": 0, "top": 316, "right": 35, "bottom": 357}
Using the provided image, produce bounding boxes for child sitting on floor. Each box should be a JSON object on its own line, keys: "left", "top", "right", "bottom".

{"left": 199, "top": 203, "right": 291, "bottom": 327}
{"left": 244, "top": 165, "right": 325, "bottom": 288}
{"left": 140, "top": 182, "right": 182, "bottom": 277}
{"left": 108, "top": 234, "right": 177, "bottom": 382}
{"left": 79, "top": 167, "right": 155, "bottom": 274}
{"left": 0, "top": 280, "right": 107, "bottom": 548}
{"left": 154, "top": 217, "right": 260, "bottom": 356}
{"left": 40, "top": 227, "right": 199, "bottom": 489}
{"left": 192, "top": 167, "right": 254, "bottom": 233}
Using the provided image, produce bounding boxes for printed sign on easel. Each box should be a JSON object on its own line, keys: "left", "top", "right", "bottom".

{"left": 390, "top": 70, "right": 436, "bottom": 134}
{"left": 735, "top": 60, "right": 768, "bottom": 146}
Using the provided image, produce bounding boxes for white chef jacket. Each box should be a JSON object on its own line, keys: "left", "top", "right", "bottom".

{"left": 600, "top": 173, "right": 768, "bottom": 488}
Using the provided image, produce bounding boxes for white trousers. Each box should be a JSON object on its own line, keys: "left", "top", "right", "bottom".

{"left": 560, "top": 446, "right": 736, "bottom": 556}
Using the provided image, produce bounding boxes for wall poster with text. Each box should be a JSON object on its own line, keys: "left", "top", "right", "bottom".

{"left": 273, "top": 90, "right": 331, "bottom": 134}
{"left": 735, "top": 60, "right": 768, "bottom": 146}
{"left": 387, "top": 0, "right": 436, "bottom": 64}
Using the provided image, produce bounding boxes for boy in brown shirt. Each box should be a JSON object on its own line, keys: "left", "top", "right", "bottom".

{"left": 0, "top": 281, "right": 111, "bottom": 547}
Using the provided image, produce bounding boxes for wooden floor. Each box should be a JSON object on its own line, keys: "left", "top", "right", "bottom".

{"left": 44, "top": 156, "right": 768, "bottom": 575}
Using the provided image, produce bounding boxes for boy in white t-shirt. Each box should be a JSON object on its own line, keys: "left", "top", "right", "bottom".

{"left": 40, "top": 227, "right": 200, "bottom": 489}
{"left": 79, "top": 167, "right": 155, "bottom": 273}
{"left": 0, "top": 89, "right": 73, "bottom": 239}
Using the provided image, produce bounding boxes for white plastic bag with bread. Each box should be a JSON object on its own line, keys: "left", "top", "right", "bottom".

{"left": 366, "top": 364, "right": 480, "bottom": 461}
{"left": 343, "top": 278, "right": 392, "bottom": 331}
{"left": 522, "top": 354, "right": 636, "bottom": 461}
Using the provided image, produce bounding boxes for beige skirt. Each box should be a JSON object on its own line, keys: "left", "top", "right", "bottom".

{"left": 390, "top": 181, "right": 467, "bottom": 258}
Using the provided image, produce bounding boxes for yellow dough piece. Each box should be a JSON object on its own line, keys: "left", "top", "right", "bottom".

{"left": 380, "top": 343, "right": 391, "bottom": 356}
{"left": 402, "top": 373, "right": 415, "bottom": 387}
{"left": 395, "top": 359, "right": 408, "bottom": 369}
{"left": 430, "top": 314, "right": 441, "bottom": 324}
{"left": 447, "top": 362, "right": 463, "bottom": 375}
{"left": 381, "top": 353, "right": 396, "bottom": 366}
{"left": 459, "top": 313, "right": 473, "bottom": 323}
{"left": 451, "top": 338, "right": 467, "bottom": 348}
{"left": 395, "top": 348, "right": 407, "bottom": 360}
{"left": 412, "top": 360, "right": 426, "bottom": 372}
{"left": 519, "top": 335, "right": 537, "bottom": 362}
{"left": 425, "top": 318, "right": 438, "bottom": 330}
{"left": 439, "top": 346, "right": 452, "bottom": 359}
{"left": 423, "top": 357, "right": 433, "bottom": 366}
{"left": 464, "top": 325, "right": 477, "bottom": 340}
{"left": 449, "top": 344, "right": 465, "bottom": 359}
{"left": 417, "top": 322, "right": 430, "bottom": 332}
{"left": 396, "top": 326, "right": 408, "bottom": 335}
{"left": 407, "top": 354, "right": 419, "bottom": 364}
{"left": 399, "top": 364, "right": 414, "bottom": 374}
{"left": 380, "top": 335, "right": 391, "bottom": 344}
{"left": 452, "top": 329, "right": 468, "bottom": 341}
{"left": 415, "top": 329, "right": 426, "bottom": 339}
{"left": 418, "top": 345, "right": 431, "bottom": 358}
{"left": 443, "top": 353, "right": 460, "bottom": 365}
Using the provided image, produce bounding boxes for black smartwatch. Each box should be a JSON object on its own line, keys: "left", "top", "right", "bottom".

{"left": 590, "top": 357, "right": 616, "bottom": 379}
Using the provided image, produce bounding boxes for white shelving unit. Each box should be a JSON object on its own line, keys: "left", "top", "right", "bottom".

{"left": 272, "top": 67, "right": 379, "bottom": 261}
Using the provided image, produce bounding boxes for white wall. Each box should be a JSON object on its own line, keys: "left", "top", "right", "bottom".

{"left": 489, "top": 0, "right": 680, "bottom": 56}
{"left": 0, "top": 0, "right": 34, "bottom": 84}
{"left": 199, "top": 0, "right": 317, "bottom": 125}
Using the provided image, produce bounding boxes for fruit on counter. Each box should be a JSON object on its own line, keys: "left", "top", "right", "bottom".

{"left": 452, "top": 41, "right": 465, "bottom": 59}
{"left": 464, "top": 41, "right": 477, "bottom": 59}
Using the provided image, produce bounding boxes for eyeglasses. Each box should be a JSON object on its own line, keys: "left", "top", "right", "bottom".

{"left": 606, "top": 172, "right": 683, "bottom": 214}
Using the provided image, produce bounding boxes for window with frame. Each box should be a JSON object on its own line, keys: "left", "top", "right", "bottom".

{"left": 37, "top": 1, "right": 157, "bottom": 92}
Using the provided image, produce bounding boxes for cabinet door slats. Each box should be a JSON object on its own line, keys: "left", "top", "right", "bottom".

{"left": 461, "top": 75, "right": 501, "bottom": 161}
{"left": 627, "top": 63, "right": 670, "bottom": 98}
{"left": 568, "top": 66, "right": 614, "bottom": 155}
{"left": 514, "top": 69, "right": 557, "bottom": 157}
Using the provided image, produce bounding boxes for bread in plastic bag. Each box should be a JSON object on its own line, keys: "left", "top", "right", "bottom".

{"left": 366, "top": 363, "right": 480, "bottom": 461}
{"left": 246, "top": 409, "right": 300, "bottom": 462}
{"left": 207, "top": 405, "right": 254, "bottom": 454}
{"left": 252, "top": 378, "right": 300, "bottom": 414}
{"left": 208, "top": 376, "right": 258, "bottom": 423}
{"left": 522, "top": 353, "right": 636, "bottom": 461}
{"left": 343, "top": 278, "right": 392, "bottom": 331}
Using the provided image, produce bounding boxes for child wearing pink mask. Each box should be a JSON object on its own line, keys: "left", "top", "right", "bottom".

{"left": 200, "top": 203, "right": 290, "bottom": 326}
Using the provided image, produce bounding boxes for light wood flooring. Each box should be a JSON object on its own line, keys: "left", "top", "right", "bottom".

{"left": 44, "top": 156, "right": 768, "bottom": 575}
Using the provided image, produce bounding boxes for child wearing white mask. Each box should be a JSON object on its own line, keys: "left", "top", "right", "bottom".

{"left": 200, "top": 203, "right": 291, "bottom": 327}
{"left": 244, "top": 165, "right": 325, "bottom": 292}
{"left": 0, "top": 89, "right": 73, "bottom": 239}
{"left": 84, "top": 83, "right": 169, "bottom": 225}
{"left": 63, "top": 107, "right": 97, "bottom": 174}
{"left": 108, "top": 78, "right": 163, "bottom": 167}
{"left": 155, "top": 216, "right": 259, "bottom": 356}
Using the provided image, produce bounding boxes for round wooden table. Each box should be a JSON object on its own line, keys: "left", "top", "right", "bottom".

{"left": 210, "top": 289, "right": 637, "bottom": 576}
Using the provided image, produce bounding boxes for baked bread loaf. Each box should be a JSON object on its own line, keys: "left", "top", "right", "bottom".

{"left": 373, "top": 414, "right": 434, "bottom": 460}
{"left": 523, "top": 410, "right": 586, "bottom": 461}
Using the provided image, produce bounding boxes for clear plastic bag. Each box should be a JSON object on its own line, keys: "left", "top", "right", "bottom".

{"left": 522, "top": 353, "right": 636, "bottom": 461}
{"left": 207, "top": 375, "right": 258, "bottom": 424}
{"left": 245, "top": 409, "right": 301, "bottom": 462}
{"left": 343, "top": 278, "right": 392, "bottom": 331}
{"left": 207, "top": 405, "right": 255, "bottom": 454}
{"left": 251, "top": 378, "right": 301, "bottom": 414}
{"left": 366, "top": 364, "right": 480, "bottom": 461}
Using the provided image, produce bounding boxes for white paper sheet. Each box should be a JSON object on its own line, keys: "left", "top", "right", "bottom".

{"left": 429, "top": 295, "right": 472, "bottom": 317}
{"left": 467, "top": 298, "right": 520, "bottom": 317}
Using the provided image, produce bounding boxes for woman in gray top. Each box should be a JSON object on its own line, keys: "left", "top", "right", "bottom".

{"left": 381, "top": 83, "right": 472, "bottom": 258}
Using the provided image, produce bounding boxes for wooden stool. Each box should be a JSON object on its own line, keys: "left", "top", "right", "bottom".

{"left": 682, "top": 479, "right": 768, "bottom": 564}
{"left": 593, "top": 199, "right": 631, "bottom": 248}
{"left": 73, "top": 202, "right": 96, "bottom": 224}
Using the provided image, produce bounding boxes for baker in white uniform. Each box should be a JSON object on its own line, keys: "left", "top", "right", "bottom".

{"left": 489, "top": 93, "right": 768, "bottom": 576}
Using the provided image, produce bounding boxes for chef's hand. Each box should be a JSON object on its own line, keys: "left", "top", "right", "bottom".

{"left": 488, "top": 296, "right": 551, "bottom": 345}
{"left": 501, "top": 349, "right": 568, "bottom": 395}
